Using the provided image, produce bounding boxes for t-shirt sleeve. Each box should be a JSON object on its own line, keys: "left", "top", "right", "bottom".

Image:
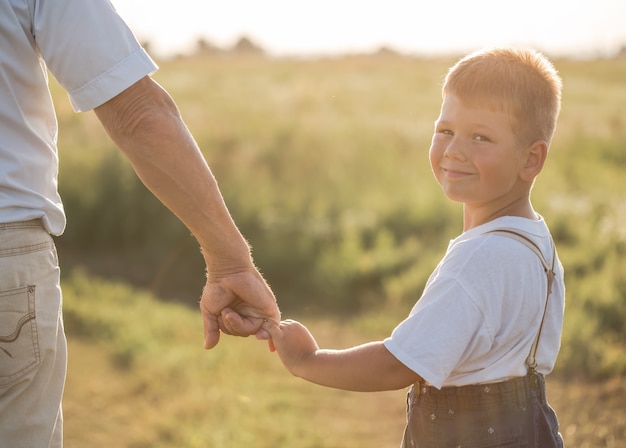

{"left": 383, "top": 276, "right": 489, "bottom": 389}
{"left": 33, "top": 0, "right": 158, "bottom": 111}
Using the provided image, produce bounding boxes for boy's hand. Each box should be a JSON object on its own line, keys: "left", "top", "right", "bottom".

{"left": 263, "top": 319, "right": 319, "bottom": 376}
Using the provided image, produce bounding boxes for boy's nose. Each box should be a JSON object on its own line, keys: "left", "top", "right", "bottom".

{"left": 443, "top": 137, "right": 466, "bottom": 160}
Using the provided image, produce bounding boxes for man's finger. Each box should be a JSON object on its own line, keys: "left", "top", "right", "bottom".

{"left": 254, "top": 326, "right": 276, "bottom": 352}
{"left": 221, "top": 308, "right": 264, "bottom": 336}
{"left": 201, "top": 306, "right": 221, "bottom": 349}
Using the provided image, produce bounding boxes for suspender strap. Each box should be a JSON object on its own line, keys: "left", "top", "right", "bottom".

{"left": 486, "top": 229, "right": 556, "bottom": 371}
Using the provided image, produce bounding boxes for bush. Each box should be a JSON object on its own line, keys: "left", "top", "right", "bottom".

{"left": 54, "top": 55, "right": 626, "bottom": 379}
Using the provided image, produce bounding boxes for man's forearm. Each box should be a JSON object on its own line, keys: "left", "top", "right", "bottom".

{"left": 94, "top": 76, "right": 252, "bottom": 275}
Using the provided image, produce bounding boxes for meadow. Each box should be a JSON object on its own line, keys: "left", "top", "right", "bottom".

{"left": 61, "top": 271, "right": 624, "bottom": 447}
{"left": 50, "top": 53, "right": 626, "bottom": 446}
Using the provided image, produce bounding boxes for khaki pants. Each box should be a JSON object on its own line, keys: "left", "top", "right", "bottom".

{"left": 0, "top": 220, "right": 66, "bottom": 447}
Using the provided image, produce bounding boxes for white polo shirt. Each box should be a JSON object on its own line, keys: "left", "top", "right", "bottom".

{"left": 0, "top": 0, "right": 157, "bottom": 235}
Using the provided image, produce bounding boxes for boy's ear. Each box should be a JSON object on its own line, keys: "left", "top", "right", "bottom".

{"left": 521, "top": 140, "right": 548, "bottom": 181}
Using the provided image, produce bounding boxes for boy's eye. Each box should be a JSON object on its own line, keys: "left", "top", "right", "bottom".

{"left": 473, "top": 134, "right": 490, "bottom": 142}
{"left": 437, "top": 128, "right": 453, "bottom": 136}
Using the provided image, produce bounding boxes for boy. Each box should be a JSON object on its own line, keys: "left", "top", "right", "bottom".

{"left": 253, "top": 48, "right": 566, "bottom": 447}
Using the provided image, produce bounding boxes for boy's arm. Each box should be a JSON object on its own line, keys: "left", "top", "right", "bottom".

{"left": 266, "top": 320, "right": 420, "bottom": 392}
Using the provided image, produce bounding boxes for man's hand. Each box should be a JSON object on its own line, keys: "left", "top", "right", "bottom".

{"left": 200, "top": 268, "right": 280, "bottom": 349}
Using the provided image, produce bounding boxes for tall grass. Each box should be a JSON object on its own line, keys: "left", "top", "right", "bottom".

{"left": 52, "top": 55, "right": 626, "bottom": 378}
{"left": 62, "top": 269, "right": 408, "bottom": 447}
{"left": 61, "top": 270, "right": 624, "bottom": 447}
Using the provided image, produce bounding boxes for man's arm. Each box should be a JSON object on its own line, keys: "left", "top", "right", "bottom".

{"left": 266, "top": 319, "right": 420, "bottom": 391}
{"left": 94, "top": 76, "right": 279, "bottom": 348}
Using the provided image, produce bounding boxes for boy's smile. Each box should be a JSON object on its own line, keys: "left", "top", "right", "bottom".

{"left": 430, "top": 94, "right": 535, "bottom": 227}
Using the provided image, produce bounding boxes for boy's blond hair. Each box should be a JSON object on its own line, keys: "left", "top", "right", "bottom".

{"left": 442, "top": 48, "right": 562, "bottom": 148}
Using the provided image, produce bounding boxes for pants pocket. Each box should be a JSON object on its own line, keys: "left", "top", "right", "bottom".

{"left": 0, "top": 285, "right": 40, "bottom": 387}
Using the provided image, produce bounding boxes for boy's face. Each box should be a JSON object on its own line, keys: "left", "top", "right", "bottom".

{"left": 430, "top": 94, "right": 529, "bottom": 216}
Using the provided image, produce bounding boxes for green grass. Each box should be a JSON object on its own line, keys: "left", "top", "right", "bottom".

{"left": 62, "top": 271, "right": 624, "bottom": 447}
{"left": 62, "top": 270, "right": 407, "bottom": 447}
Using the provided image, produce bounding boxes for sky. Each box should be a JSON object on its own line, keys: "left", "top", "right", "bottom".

{"left": 111, "top": 0, "right": 626, "bottom": 59}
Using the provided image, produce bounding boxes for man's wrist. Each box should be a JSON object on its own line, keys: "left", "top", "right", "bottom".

{"left": 201, "top": 246, "right": 255, "bottom": 277}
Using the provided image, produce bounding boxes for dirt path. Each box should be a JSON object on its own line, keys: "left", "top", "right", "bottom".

{"left": 547, "top": 376, "right": 625, "bottom": 447}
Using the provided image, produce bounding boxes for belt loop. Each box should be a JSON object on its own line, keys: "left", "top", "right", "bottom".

{"left": 515, "top": 376, "right": 529, "bottom": 410}
{"left": 536, "top": 373, "right": 547, "bottom": 402}
{"left": 446, "top": 387, "right": 457, "bottom": 416}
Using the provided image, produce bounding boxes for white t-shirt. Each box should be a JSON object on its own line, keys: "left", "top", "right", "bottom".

{"left": 384, "top": 215, "right": 565, "bottom": 389}
{"left": 0, "top": 0, "right": 157, "bottom": 235}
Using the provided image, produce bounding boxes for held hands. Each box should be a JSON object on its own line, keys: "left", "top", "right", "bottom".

{"left": 198, "top": 258, "right": 316, "bottom": 375}
{"left": 200, "top": 268, "right": 280, "bottom": 349}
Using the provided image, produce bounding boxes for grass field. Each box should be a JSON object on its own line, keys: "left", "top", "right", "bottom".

{"left": 61, "top": 272, "right": 625, "bottom": 447}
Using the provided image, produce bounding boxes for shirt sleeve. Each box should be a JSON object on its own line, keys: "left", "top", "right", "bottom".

{"left": 383, "top": 276, "right": 489, "bottom": 389}
{"left": 32, "top": 0, "right": 158, "bottom": 111}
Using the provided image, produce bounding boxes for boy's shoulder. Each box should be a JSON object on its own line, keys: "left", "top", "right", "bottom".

{"left": 451, "top": 230, "right": 533, "bottom": 261}
{"left": 437, "top": 230, "right": 547, "bottom": 299}
{"left": 447, "top": 217, "right": 552, "bottom": 271}
{"left": 455, "top": 216, "right": 551, "bottom": 246}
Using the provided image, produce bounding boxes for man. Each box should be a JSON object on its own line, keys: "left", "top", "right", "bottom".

{"left": 0, "top": 1, "right": 279, "bottom": 446}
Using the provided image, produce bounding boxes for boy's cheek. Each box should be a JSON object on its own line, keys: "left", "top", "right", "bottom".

{"left": 429, "top": 146, "right": 442, "bottom": 167}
